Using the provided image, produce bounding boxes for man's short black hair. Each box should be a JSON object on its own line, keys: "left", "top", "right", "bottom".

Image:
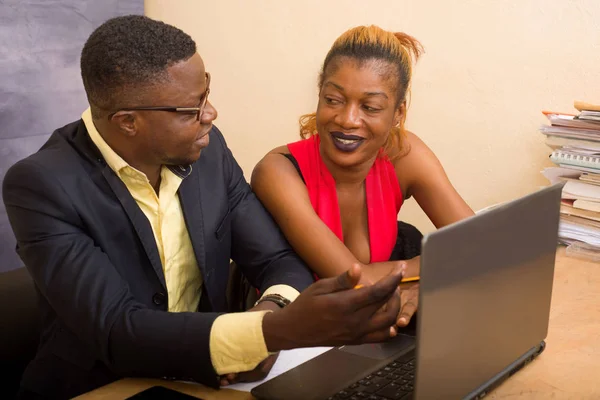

{"left": 81, "top": 15, "right": 196, "bottom": 117}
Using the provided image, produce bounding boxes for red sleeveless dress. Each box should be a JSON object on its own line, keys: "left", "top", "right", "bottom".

{"left": 287, "top": 135, "right": 403, "bottom": 263}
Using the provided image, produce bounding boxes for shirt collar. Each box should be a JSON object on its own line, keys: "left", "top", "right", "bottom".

{"left": 166, "top": 164, "right": 193, "bottom": 179}
{"left": 82, "top": 107, "right": 193, "bottom": 179}
{"left": 82, "top": 107, "right": 129, "bottom": 175}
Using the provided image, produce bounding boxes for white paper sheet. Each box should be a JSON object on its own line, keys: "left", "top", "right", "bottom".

{"left": 225, "top": 346, "right": 333, "bottom": 392}
{"left": 541, "top": 166, "right": 581, "bottom": 185}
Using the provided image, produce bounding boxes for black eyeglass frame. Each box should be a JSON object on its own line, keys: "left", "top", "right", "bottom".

{"left": 107, "top": 72, "right": 211, "bottom": 121}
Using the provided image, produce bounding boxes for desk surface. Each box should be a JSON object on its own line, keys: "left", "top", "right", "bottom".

{"left": 77, "top": 246, "right": 600, "bottom": 400}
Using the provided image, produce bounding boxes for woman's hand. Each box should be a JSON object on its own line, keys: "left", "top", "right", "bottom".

{"left": 362, "top": 258, "right": 420, "bottom": 328}
{"left": 397, "top": 281, "right": 419, "bottom": 327}
{"left": 362, "top": 260, "right": 408, "bottom": 284}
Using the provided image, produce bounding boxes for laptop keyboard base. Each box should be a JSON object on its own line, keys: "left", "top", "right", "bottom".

{"left": 328, "top": 350, "right": 415, "bottom": 400}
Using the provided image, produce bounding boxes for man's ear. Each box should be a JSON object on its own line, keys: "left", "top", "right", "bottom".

{"left": 393, "top": 101, "right": 407, "bottom": 128}
{"left": 109, "top": 111, "right": 138, "bottom": 137}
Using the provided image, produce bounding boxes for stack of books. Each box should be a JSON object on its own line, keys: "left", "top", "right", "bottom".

{"left": 540, "top": 100, "right": 600, "bottom": 260}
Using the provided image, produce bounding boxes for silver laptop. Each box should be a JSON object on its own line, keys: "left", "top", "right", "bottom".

{"left": 251, "top": 183, "right": 562, "bottom": 400}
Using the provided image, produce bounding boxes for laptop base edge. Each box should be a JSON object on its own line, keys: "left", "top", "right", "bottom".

{"left": 464, "top": 341, "right": 547, "bottom": 400}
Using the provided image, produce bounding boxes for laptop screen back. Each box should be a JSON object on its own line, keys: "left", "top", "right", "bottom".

{"left": 414, "top": 184, "right": 561, "bottom": 399}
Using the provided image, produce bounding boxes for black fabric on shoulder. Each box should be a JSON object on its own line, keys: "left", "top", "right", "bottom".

{"left": 280, "top": 153, "right": 306, "bottom": 184}
{"left": 389, "top": 221, "right": 423, "bottom": 261}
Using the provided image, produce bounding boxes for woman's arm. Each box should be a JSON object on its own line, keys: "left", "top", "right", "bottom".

{"left": 362, "top": 131, "right": 475, "bottom": 283}
{"left": 251, "top": 149, "right": 366, "bottom": 279}
{"left": 395, "top": 131, "right": 474, "bottom": 227}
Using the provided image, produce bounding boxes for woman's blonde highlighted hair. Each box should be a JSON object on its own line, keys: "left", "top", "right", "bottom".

{"left": 299, "top": 25, "right": 423, "bottom": 157}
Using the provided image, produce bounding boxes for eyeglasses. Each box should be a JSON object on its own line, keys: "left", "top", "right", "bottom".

{"left": 108, "top": 72, "right": 211, "bottom": 121}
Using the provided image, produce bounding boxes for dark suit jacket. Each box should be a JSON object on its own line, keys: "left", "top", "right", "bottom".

{"left": 2, "top": 120, "right": 314, "bottom": 399}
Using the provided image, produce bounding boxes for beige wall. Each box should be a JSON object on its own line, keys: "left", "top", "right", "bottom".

{"left": 146, "top": 0, "right": 600, "bottom": 234}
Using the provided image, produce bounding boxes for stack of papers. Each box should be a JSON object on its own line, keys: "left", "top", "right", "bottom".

{"left": 541, "top": 100, "right": 600, "bottom": 260}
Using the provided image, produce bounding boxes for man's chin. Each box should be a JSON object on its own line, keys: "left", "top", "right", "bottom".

{"left": 164, "top": 153, "right": 201, "bottom": 167}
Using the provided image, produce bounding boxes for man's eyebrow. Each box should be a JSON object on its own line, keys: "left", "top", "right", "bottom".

{"left": 197, "top": 85, "right": 210, "bottom": 103}
{"left": 187, "top": 91, "right": 206, "bottom": 107}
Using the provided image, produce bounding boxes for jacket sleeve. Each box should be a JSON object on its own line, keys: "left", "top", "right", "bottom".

{"left": 215, "top": 129, "right": 315, "bottom": 294}
{"left": 2, "top": 158, "right": 222, "bottom": 387}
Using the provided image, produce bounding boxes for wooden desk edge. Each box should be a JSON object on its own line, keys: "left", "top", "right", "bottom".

{"left": 77, "top": 246, "right": 600, "bottom": 399}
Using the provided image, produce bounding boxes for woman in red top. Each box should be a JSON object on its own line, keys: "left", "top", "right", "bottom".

{"left": 251, "top": 25, "right": 473, "bottom": 327}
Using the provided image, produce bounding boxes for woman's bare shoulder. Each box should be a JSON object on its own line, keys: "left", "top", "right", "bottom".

{"left": 391, "top": 130, "right": 444, "bottom": 198}
{"left": 266, "top": 144, "right": 291, "bottom": 155}
{"left": 252, "top": 143, "right": 298, "bottom": 187}
{"left": 392, "top": 130, "right": 436, "bottom": 166}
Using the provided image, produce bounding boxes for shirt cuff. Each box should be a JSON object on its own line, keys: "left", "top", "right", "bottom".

{"left": 209, "top": 310, "right": 271, "bottom": 375}
{"left": 209, "top": 285, "right": 301, "bottom": 375}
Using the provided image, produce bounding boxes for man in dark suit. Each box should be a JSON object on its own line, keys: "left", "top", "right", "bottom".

{"left": 2, "top": 15, "right": 405, "bottom": 399}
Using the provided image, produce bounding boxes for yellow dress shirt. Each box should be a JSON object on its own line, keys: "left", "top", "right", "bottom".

{"left": 83, "top": 109, "right": 299, "bottom": 375}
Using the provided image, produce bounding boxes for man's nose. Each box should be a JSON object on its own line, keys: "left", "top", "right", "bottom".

{"left": 201, "top": 101, "right": 218, "bottom": 123}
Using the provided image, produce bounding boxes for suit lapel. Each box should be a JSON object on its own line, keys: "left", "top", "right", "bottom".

{"left": 101, "top": 167, "right": 167, "bottom": 290}
{"left": 177, "top": 169, "right": 208, "bottom": 281}
{"left": 69, "top": 121, "right": 167, "bottom": 290}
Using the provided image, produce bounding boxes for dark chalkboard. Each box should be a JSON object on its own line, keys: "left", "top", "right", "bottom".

{"left": 0, "top": 0, "right": 143, "bottom": 272}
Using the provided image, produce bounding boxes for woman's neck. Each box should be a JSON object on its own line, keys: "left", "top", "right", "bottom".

{"left": 320, "top": 145, "right": 377, "bottom": 188}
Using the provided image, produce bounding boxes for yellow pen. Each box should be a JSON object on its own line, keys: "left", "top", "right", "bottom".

{"left": 354, "top": 275, "right": 420, "bottom": 288}
{"left": 401, "top": 276, "right": 420, "bottom": 283}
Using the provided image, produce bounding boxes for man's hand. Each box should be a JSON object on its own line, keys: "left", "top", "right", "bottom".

{"left": 396, "top": 282, "right": 419, "bottom": 327}
{"left": 262, "top": 263, "right": 404, "bottom": 352}
{"left": 220, "top": 353, "right": 279, "bottom": 386}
